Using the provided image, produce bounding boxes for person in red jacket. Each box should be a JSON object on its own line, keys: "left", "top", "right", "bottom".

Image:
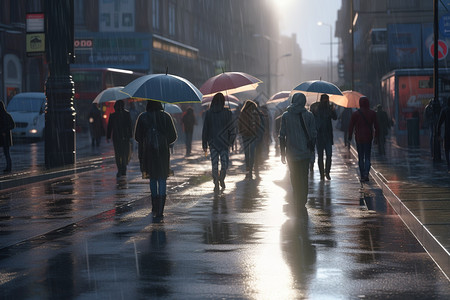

{"left": 348, "top": 97, "right": 378, "bottom": 182}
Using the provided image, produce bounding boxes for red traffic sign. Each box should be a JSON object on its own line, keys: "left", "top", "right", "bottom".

{"left": 429, "top": 40, "right": 448, "bottom": 60}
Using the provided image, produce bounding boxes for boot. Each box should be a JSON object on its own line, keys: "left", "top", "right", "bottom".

{"left": 157, "top": 195, "right": 166, "bottom": 218}
{"left": 219, "top": 171, "right": 226, "bottom": 189}
{"left": 151, "top": 195, "right": 159, "bottom": 216}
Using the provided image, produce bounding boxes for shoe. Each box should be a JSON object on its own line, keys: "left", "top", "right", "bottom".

{"left": 219, "top": 179, "right": 226, "bottom": 189}
{"left": 320, "top": 174, "right": 325, "bottom": 181}
{"left": 245, "top": 172, "right": 252, "bottom": 179}
{"left": 214, "top": 180, "right": 219, "bottom": 192}
{"left": 325, "top": 173, "right": 331, "bottom": 180}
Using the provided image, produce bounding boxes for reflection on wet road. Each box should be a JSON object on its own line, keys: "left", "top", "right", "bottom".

{"left": 0, "top": 143, "right": 449, "bottom": 299}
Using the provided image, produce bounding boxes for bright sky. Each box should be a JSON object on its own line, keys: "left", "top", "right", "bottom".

{"left": 273, "top": 0, "right": 342, "bottom": 63}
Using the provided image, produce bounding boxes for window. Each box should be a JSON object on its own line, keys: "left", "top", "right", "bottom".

{"left": 99, "top": 0, "right": 135, "bottom": 32}
{"left": 152, "top": 0, "right": 160, "bottom": 30}
{"left": 169, "top": 2, "right": 176, "bottom": 36}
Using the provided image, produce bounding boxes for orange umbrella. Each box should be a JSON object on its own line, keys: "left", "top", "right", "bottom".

{"left": 330, "top": 90, "right": 364, "bottom": 108}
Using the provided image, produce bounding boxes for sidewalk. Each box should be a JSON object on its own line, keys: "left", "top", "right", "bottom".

{"left": 1, "top": 131, "right": 449, "bottom": 279}
{"left": 338, "top": 132, "right": 450, "bottom": 279}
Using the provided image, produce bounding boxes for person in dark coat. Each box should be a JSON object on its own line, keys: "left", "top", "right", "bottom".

{"left": 340, "top": 107, "right": 353, "bottom": 148}
{"left": 88, "top": 103, "right": 103, "bottom": 147}
{"left": 107, "top": 100, "right": 133, "bottom": 177}
{"left": 238, "top": 100, "right": 262, "bottom": 179}
{"left": 437, "top": 96, "right": 450, "bottom": 172}
{"left": 279, "top": 92, "right": 317, "bottom": 213}
{"left": 348, "top": 96, "right": 379, "bottom": 182}
{"left": 202, "top": 93, "right": 235, "bottom": 191}
{"left": 182, "top": 107, "right": 196, "bottom": 156}
{"left": 312, "top": 94, "right": 337, "bottom": 180}
{"left": 0, "top": 101, "right": 15, "bottom": 173}
{"left": 376, "top": 104, "right": 391, "bottom": 155}
{"left": 135, "top": 100, "right": 177, "bottom": 219}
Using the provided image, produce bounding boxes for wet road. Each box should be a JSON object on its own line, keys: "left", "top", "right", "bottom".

{"left": 0, "top": 141, "right": 449, "bottom": 299}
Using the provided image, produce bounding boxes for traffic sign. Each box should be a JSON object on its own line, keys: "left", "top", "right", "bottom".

{"left": 429, "top": 40, "right": 448, "bottom": 60}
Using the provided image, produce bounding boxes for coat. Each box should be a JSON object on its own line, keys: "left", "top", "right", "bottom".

{"left": 88, "top": 105, "right": 104, "bottom": 139}
{"left": 312, "top": 102, "right": 337, "bottom": 146}
{"left": 135, "top": 110, "right": 177, "bottom": 179}
{"left": 0, "top": 105, "right": 15, "bottom": 148}
{"left": 279, "top": 93, "right": 317, "bottom": 161}
{"left": 202, "top": 105, "right": 235, "bottom": 151}
{"left": 348, "top": 97, "right": 378, "bottom": 144}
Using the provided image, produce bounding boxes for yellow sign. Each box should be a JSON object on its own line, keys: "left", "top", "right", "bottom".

{"left": 26, "top": 33, "right": 45, "bottom": 54}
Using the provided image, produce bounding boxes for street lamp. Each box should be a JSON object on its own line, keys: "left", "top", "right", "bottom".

{"left": 253, "top": 34, "right": 272, "bottom": 96}
{"left": 317, "top": 21, "right": 333, "bottom": 82}
{"left": 275, "top": 53, "right": 292, "bottom": 93}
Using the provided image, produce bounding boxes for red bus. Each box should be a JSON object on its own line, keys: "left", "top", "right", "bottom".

{"left": 380, "top": 68, "right": 450, "bottom": 133}
{"left": 71, "top": 67, "right": 144, "bottom": 132}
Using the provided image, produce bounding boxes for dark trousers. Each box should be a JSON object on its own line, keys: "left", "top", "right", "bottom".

{"left": 113, "top": 140, "right": 131, "bottom": 175}
{"left": 356, "top": 142, "right": 372, "bottom": 178}
{"left": 210, "top": 147, "right": 229, "bottom": 181}
{"left": 185, "top": 131, "right": 193, "bottom": 155}
{"left": 316, "top": 142, "right": 332, "bottom": 176}
{"left": 287, "top": 158, "right": 310, "bottom": 208}
{"left": 242, "top": 136, "right": 257, "bottom": 173}
{"left": 3, "top": 146, "right": 11, "bottom": 171}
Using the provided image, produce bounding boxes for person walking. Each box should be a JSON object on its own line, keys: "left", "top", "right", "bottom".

{"left": 312, "top": 94, "right": 337, "bottom": 180}
{"left": 348, "top": 96, "right": 378, "bottom": 182}
{"left": 0, "top": 101, "right": 15, "bottom": 173}
{"left": 135, "top": 100, "right": 177, "bottom": 219}
{"left": 106, "top": 100, "right": 133, "bottom": 177}
{"left": 376, "top": 104, "right": 391, "bottom": 156}
{"left": 238, "top": 100, "right": 262, "bottom": 179}
{"left": 182, "top": 107, "right": 196, "bottom": 156}
{"left": 437, "top": 96, "right": 450, "bottom": 172}
{"left": 88, "top": 103, "right": 103, "bottom": 148}
{"left": 340, "top": 107, "right": 353, "bottom": 148}
{"left": 279, "top": 92, "right": 317, "bottom": 214}
{"left": 202, "top": 93, "right": 235, "bottom": 191}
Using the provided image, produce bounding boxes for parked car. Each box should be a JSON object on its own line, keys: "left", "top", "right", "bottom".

{"left": 7, "top": 92, "right": 46, "bottom": 139}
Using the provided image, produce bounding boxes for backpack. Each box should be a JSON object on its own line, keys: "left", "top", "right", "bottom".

{"left": 144, "top": 112, "right": 164, "bottom": 150}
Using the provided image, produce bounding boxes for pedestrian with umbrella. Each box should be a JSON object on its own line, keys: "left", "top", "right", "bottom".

{"left": 106, "top": 100, "right": 133, "bottom": 177}
{"left": 202, "top": 93, "right": 236, "bottom": 192}
{"left": 279, "top": 92, "right": 317, "bottom": 215}
{"left": 135, "top": 100, "right": 177, "bottom": 219}
{"left": 311, "top": 94, "right": 337, "bottom": 180}
{"left": 348, "top": 96, "right": 378, "bottom": 182}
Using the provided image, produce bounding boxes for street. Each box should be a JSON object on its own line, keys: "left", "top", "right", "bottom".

{"left": 0, "top": 138, "right": 449, "bottom": 299}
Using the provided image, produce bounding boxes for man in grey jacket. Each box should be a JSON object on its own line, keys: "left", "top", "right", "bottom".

{"left": 279, "top": 92, "right": 317, "bottom": 214}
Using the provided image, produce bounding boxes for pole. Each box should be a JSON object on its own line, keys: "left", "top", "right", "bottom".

{"left": 433, "top": 0, "right": 441, "bottom": 162}
{"left": 329, "top": 25, "right": 333, "bottom": 83}
{"left": 351, "top": 0, "right": 354, "bottom": 91}
{"left": 44, "top": 0, "right": 76, "bottom": 168}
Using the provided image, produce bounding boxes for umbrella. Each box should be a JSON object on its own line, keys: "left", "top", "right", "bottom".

{"left": 267, "top": 91, "right": 290, "bottom": 104}
{"left": 120, "top": 73, "right": 202, "bottom": 104}
{"left": 291, "top": 80, "right": 344, "bottom": 107}
{"left": 202, "top": 94, "right": 240, "bottom": 106}
{"left": 92, "top": 87, "right": 129, "bottom": 104}
{"left": 199, "top": 72, "right": 262, "bottom": 97}
{"left": 330, "top": 90, "right": 364, "bottom": 108}
{"left": 163, "top": 103, "right": 183, "bottom": 114}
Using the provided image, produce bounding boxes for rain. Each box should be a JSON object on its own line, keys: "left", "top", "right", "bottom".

{"left": 1, "top": 0, "right": 450, "bottom": 299}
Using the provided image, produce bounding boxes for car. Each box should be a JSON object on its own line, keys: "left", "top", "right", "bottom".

{"left": 7, "top": 92, "right": 46, "bottom": 140}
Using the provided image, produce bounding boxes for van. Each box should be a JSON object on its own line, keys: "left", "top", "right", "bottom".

{"left": 7, "top": 92, "right": 46, "bottom": 139}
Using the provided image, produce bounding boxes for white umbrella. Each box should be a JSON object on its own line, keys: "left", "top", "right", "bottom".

{"left": 92, "top": 87, "right": 129, "bottom": 104}
{"left": 163, "top": 103, "right": 183, "bottom": 114}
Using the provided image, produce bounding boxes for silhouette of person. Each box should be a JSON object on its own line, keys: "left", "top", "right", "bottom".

{"left": 88, "top": 103, "right": 103, "bottom": 147}
{"left": 182, "top": 107, "right": 196, "bottom": 156}
{"left": 437, "top": 96, "right": 450, "bottom": 172}
{"left": 107, "top": 100, "right": 133, "bottom": 177}
{"left": 0, "top": 101, "right": 15, "bottom": 173}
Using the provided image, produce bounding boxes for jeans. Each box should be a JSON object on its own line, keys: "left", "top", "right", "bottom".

{"left": 210, "top": 147, "right": 229, "bottom": 181}
{"left": 356, "top": 142, "right": 372, "bottom": 178}
{"left": 150, "top": 178, "right": 167, "bottom": 196}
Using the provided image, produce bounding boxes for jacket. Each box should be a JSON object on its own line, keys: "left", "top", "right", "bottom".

{"left": 279, "top": 93, "right": 317, "bottom": 161}
{"left": 202, "top": 104, "right": 235, "bottom": 151}
{"left": 0, "top": 103, "right": 15, "bottom": 148}
{"left": 348, "top": 97, "right": 378, "bottom": 144}
{"left": 135, "top": 110, "right": 177, "bottom": 179}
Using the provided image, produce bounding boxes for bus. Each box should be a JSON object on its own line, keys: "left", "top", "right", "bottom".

{"left": 71, "top": 67, "right": 145, "bottom": 132}
{"left": 380, "top": 68, "right": 450, "bottom": 133}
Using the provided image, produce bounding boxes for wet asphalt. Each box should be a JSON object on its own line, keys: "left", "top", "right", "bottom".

{"left": 0, "top": 133, "right": 449, "bottom": 299}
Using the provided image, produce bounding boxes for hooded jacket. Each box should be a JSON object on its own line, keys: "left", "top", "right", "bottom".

{"left": 348, "top": 97, "right": 378, "bottom": 144}
{"left": 279, "top": 93, "right": 317, "bottom": 161}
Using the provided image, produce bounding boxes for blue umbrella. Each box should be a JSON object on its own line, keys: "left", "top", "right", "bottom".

{"left": 292, "top": 80, "right": 343, "bottom": 96}
{"left": 120, "top": 73, "right": 202, "bottom": 104}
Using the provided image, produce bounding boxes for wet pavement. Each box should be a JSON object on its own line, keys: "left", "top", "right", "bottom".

{"left": 0, "top": 132, "right": 449, "bottom": 299}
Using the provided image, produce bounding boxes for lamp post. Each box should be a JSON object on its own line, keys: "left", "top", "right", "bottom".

{"left": 253, "top": 34, "right": 272, "bottom": 96}
{"left": 317, "top": 21, "right": 333, "bottom": 82}
{"left": 275, "top": 53, "right": 292, "bottom": 93}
